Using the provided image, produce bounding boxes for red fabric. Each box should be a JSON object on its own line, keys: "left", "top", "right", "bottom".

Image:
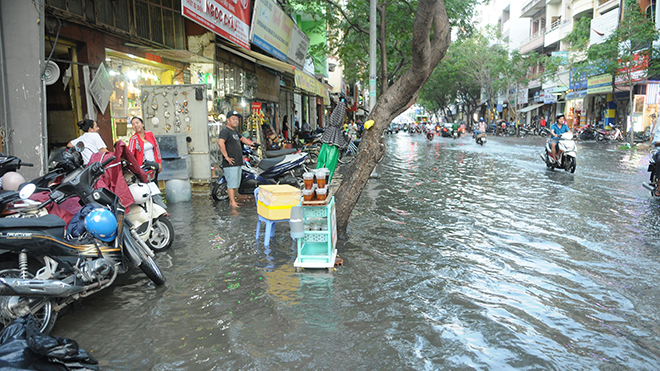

{"left": 89, "top": 140, "right": 148, "bottom": 209}
{"left": 29, "top": 191, "right": 81, "bottom": 224}
{"left": 128, "top": 131, "right": 162, "bottom": 166}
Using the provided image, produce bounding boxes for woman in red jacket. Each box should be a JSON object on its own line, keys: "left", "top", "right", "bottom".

{"left": 128, "top": 116, "right": 162, "bottom": 182}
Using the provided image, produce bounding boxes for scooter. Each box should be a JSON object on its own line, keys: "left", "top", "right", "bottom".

{"left": 642, "top": 149, "right": 660, "bottom": 197}
{"left": 0, "top": 157, "right": 165, "bottom": 334}
{"left": 541, "top": 131, "right": 577, "bottom": 173}
{"left": 475, "top": 133, "right": 487, "bottom": 146}
{"left": 211, "top": 145, "right": 309, "bottom": 201}
{"left": 426, "top": 130, "right": 434, "bottom": 141}
{"left": 123, "top": 161, "right": 173, "bottom": 252}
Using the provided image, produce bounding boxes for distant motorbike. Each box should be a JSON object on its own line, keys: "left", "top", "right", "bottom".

{"left": 541, "top": 132, "right": 577, "bottom": 173}
{"left": 426, "top": 130, "right": 434, "bottom": 141}
{"left": 475, "top": 133, "right": 487, "bottom": 146}
{"left": 211, "top": 144, "right": 308, "bottom": 201}
{"left": 595, "top": 126, "right": 624, "bottom": 142}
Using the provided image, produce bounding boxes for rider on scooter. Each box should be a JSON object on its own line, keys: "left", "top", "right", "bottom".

{"left": 550, "top": 113, "right": 570, "bottom": 162}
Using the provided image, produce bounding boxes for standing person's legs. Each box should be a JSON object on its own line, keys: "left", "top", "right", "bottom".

{"left": 224, "top": 166, "right": 242, "bottom": 208}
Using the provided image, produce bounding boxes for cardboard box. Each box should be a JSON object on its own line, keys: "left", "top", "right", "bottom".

{"left": 256, "top": 185, "right": 301, "bottom": 220}
{"left": 257, "top": 185, "right": 301, "bottom": 207}
{"left": 257, "top": 200, "right": 296, "bottom": 220}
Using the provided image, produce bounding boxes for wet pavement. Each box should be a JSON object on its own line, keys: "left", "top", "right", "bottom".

{"left": 53, "top": 133, "right": 660, "bottom": 370}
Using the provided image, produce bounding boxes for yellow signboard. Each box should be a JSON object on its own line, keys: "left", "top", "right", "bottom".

{"left": 294, "top": 70, "right": 330, "bottom": 105}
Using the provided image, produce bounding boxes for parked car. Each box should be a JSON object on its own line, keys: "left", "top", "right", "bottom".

{"left": 440, "top": 123, "right": 453, "bottom": 137}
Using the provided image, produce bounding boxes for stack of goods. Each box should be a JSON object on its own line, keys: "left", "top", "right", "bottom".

{"left": 301, "top": 168, "right": 330, "bottom": 204}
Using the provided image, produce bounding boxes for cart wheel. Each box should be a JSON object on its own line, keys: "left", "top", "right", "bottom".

{"left": 295, "top": 267, "right": 302, "bottom": 273}
{"left": 327, "top": 267, "right": 333, "bottom": 273}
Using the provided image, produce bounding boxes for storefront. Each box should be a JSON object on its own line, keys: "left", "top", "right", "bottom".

{"left": 104, "top": 50, "right": 179, "bottom": 143}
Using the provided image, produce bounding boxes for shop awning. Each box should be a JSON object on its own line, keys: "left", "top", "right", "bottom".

{"left": 217, "top": 44, "right": 296, "bottom": 75}
{"left": 519, "top": 103, "right": 544, "bottom": 113}
{"left": 294, "top": 70, "right": 330, "bottom": 105}
{"left": 144, "top": 49, "right": 216, "bottom": 65}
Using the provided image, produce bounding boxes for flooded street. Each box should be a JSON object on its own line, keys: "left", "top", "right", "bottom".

{"left": 54, "top": 133, "right": 660, "bottom": 370}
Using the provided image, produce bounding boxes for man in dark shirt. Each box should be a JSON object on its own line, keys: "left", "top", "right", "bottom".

{"left": 218, "top": 110, "right": 255, "bottom": 208}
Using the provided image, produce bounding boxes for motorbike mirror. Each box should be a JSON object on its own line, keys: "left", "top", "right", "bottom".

{"left": 18, "top": 183, "right": 36, "bottom": 200}
{"left": 76, "top": 142, "right": 85, "bottom": 152}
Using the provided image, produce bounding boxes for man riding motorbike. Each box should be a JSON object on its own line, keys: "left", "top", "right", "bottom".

{"left": 550, "top": 113, "right": 570, "bottom": 162}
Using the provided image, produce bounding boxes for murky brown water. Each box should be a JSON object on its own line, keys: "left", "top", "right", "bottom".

{"left": 54, "top": 133, "right": 660, "bottom": 370}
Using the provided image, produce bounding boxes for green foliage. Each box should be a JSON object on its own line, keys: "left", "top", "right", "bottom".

{"left": 564, "top": 15, "right": 592, "bottom": 51}
{"left": 584, "top": 0, "right": 659, "bottom": 84}
{"left": 281, "top": 0, "right": 480, "bottom": 89}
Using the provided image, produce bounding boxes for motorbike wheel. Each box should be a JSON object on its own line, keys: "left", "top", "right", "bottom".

{"left": 533, "top": 128, "right": 539, "bottom": 136}
{"left": 147, "top": 216, "right": 174, "bottom": 252}
{"left": 596, "top": 134, "right": 605, "bottom": 142}
{"left": 540, "top": 130, "right": 548, "bottom": 138}
{"left": 211, "top": 182, "right": 228, "bottom": 201}
{"left": 0, "top": 262, "right": 58, "bottom": 334}
{"left": 565, "top": 157, "right": 576, "bottom": 173}
{"left": 133, "top": 238, "right": 166, "bottom": 285}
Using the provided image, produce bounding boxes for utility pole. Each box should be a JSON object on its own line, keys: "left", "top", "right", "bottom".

{"left": 369, "top": 0, "right": 376, "bottom": 110}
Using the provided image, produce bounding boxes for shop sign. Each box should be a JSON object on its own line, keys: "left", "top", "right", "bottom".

{"left": 543, "top": 89, "right": 557, "bottom": 104}
{"left": 294, "top": 70, "right": 330, "bottom": 105}
{"left": 587, "top": 74, "right": 613, "bottom": 94}
{"left": 615, "top": 51, "right": 648, "bottom": 86}
{"left": 182, "top": 0, "right": 251, "bottom": 51}
{"left": 251, "top": 102, "right": 262, "bottom": 113}
{"left": 250, "top": 0, "right": 304, "bottom": 62}
{"left": 286, "top": 26, "right": 310, "bottom": 69}
{"left": 89, "top": 63, "right": 113, "bottom": 114}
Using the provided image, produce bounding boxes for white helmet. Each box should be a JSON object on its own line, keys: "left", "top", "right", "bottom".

{"left": 1, "top": 172, "right": 25, "bottom": 191}
{"left": 128, "top": 183, "right": 150, "bottom": 205}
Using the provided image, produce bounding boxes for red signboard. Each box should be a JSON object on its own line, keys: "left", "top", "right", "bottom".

{"left": 615, "top": 51, "right": 649, "bottom": 86}
{"left": 182, "top": 0, "right": 251, "bottom": 51}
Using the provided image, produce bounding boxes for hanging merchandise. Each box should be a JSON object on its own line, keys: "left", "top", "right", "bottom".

{"left": 140, "top": 84, "right": 212, "bottom": 181}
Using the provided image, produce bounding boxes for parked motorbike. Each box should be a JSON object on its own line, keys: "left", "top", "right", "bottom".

{"left": 595, "top": 126, "right": 624, "bottom": 142}
{"left": 576, "top": 124, "right": 596, "bottom": 141}
{"left": 0, "top": 156, "right": 165, "bottom": 334}
{"left": 211, "top": 145, "right": 308, "bottom": 201}
{"left": 541, "top": 131, "right": 577, "bottom": 173}
{"left": 123, "top": 161, "right": 173, "bottom": 252}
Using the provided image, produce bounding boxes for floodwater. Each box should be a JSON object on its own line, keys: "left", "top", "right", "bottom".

{"left": 54, "top": 133, "right": 660, "bottom": 370}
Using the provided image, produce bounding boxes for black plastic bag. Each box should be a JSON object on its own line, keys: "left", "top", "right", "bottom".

{"left": 0, "top": 316, "right": 98, "bottom": 370}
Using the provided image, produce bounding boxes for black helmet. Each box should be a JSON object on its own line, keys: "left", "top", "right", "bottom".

{"left": 556, "top": 113, "right": 565, "bottom": 120}
{"left": 51, "top": 147, "right": 83, "bottom": 172}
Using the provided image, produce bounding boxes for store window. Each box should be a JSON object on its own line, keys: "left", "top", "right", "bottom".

{"left": 105, "top": 51, "right": 175, "bottom": 142}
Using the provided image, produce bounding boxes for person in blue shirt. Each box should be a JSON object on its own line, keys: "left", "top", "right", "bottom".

{"left": 550, "top": 113, "right": 570, "bottom": 161}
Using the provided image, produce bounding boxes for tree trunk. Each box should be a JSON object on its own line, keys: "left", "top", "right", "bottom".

{"left": 334, "top": 0, "right": 451, "bottom": 239}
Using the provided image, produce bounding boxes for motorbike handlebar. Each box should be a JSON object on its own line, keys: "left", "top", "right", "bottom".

{"left": 21, "top": 162, "right": 34, "bottom": 167}
{"left": 101, "top": 156, "right": 116, "bottom": 168}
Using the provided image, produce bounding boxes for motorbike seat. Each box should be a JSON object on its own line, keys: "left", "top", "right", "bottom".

{"left": 264, "top": 149, "right": 297, "bottom": 158}
{"left": 258, "top": 156, "right": 286, "bottom": 170}
{"left": 0, "top": 214, "right": 66, "bottom": 229}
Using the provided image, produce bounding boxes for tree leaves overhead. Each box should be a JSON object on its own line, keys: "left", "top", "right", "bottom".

{"left": 281, "top": 0, "right": 480, "bottom": 91}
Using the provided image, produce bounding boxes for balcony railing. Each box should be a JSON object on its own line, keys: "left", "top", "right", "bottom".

{"left": 521, "top": 28, "right": 546, "bottom": 47}
{"left": 522, "top": 0, "right": 543, "bottom": 17}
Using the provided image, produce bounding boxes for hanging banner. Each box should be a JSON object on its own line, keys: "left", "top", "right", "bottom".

{"left": 182, "top": 0, "right": 251, "bottom": 51}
